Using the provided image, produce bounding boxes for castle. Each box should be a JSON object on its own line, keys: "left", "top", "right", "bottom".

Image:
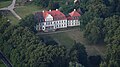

{"left": 35, "top": 9, "right": 81, "bottom": 32}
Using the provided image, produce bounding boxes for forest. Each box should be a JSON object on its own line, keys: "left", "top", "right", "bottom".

{"left": 0, "top": 0, "right": 120, "bottom": 67}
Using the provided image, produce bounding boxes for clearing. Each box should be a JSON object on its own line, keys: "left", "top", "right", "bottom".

{"left": 41, "top": 27, "right": 106, "bottom": 56}
{"left": 66, "top": 28, "right": 106, "bottom": 56}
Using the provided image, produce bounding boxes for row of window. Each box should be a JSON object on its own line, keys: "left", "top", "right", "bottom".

{"left": 39, "top": 20, "right": 79, "bottom": 26}
{"left": 73, "top": 16, "right": 79, "bottom": 19}
{"left": 68, "top": 20, "right": 78, "bottom": 22}
{"left": 36, "top": 22, "right": 80, "bottom": 30}
{"left": 68, "top": 22, "right": 79, "bottom": 26}
{"left": 56, "top": 24, "right": 66, "bottom": 28}
{"left": 45, "top": 20, "right": 67, "bottom": 25}
{"left": 56, "top": 20, "right": 66, "bottom": 24}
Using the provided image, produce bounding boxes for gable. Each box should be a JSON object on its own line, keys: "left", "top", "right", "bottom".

{"left": 45, "top": 14, "right": 53, "bottom": 21}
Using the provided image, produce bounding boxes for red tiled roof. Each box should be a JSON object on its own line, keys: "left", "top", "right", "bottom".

{"left": 69, "top": 10, "right": 81, "bottom": 17}
{"left": 67, "top": 10, "right": 81, "bottom": 20}
{"left": 35, "top": 9, "right": 80, "bottom": 21}
{"left": 43, "top": 11, "right": 49, "bottom": 19}
{"left": 48, "top": 10, "right": 67, "bottom": 20}
{"left": 67, "top": 15, "right": 73, "bottom": 20}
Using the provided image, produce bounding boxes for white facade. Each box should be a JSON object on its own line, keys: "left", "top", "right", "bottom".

{"left": 45, "top": 14, "right": 53, "bottom": 21}
{"left": 40, "top": 20, "right": 68, "bottom": 32}
{"left": 36, "top": 19, "right": 80, "bottom": 32}
{"left": 35, "top": 9, "right": 80, "bottom": 32}
{"left": 68, "top": 20, "right": 80, "bottom": 27}
{"left": 54, "top": 20, "right": 67, "bottom": 29}
{"left": 37, "top": 19, "right": 80, "bottom": 32}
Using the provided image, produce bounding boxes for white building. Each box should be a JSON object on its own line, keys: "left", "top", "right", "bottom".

{"left": 67, "top": 9, "right": 81, "bottom": 27}
{"left": 35, "top": 9, "right": 81, "bottom": 32}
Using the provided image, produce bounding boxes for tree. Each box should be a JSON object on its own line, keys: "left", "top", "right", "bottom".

{"left": 0, "top": 15, "right": 12, "bottom": 54}
{"left": 34, "top": 0, "right": 50, "bottom": 8}
{"left": 69, "top": 42, "right": 88, "bottom": 67}
{"left": 108, "top": 0, "right": 120, "bottom": 15}
{"left": 19, "top": 14, "right": 37, "bottom": 32}
{"left": 69, "top": 62, "right": 84, "bottom": 67}
{"left": 84, "top": 17, "right": 104, "bottom": 44}
{"left": 100, "top": 44, "right": 120, "bottom": 67}
{"left": 48, "top": 0, "right": 60, "bottom": 10}
{"left": 80, "top": 0, "right": 109, "bottom": 29}
{"left": 10, "top": 44, "right": 68, "bottom": 67}
{"left": 103, "top": 15, "right": 120, "bottom": 45}
{"left": 88, "top": 55, "right": 102, "bottom": 67}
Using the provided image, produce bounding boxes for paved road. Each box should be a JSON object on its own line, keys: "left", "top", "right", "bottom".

{"left": 0, "top": 0, "right": 21, "bottom": 20}
{"left": 0, "top": 51, "right": 13, "bottom": 67}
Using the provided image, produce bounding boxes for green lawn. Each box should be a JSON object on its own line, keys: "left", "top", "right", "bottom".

{"left": 5, "top": 4, "right": 43, "bottom": 25}
{"left": 15, "top": 4, "right": 43, "bottom": 18}
{"left": 6, "top": 12, "right": 19, "bottom": 25}
{"left": 0, "top": 1, "right": 11, "bottom": 8}
{"left": 65, "top": 29, "right": 106, "bottom": 56}
{"left": 41, "top": 29, "right": 106, "bottom": 56}
{"left": 49, "top": 32, "right": 74, "bottom": 49}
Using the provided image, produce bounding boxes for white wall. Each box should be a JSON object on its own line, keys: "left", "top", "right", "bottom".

{"left": 45, "top": 14, "right": 53, "bottom": 21}
{"left": 68, "top": 20, "right": 80, "bottom": 27}
{"left": 36, "top": 19, "right": 80, "bottom": 31}
{"left": 55, "top": 20, "right": 67, "bottom": 29}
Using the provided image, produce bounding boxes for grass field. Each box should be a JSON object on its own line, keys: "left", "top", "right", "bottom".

{"left": 0, "top": 1, "right": 11, "bottom": 8}
{"left": 15, "top": 4, "right": 42, "bottom": 18}
{"left": 66, "top": 29, "right": 106, "bottom": 56}
{"left": 4, "top": 4, "right": 43, "bottom": 25}
{"left": 6, "top": 12, "right": 19, "bottom": 25}
{"left": 42, "top": 28, "right": 106, "bottom": 56}
{"left": 49, "top": 32, "right": 74, "bottom": 49}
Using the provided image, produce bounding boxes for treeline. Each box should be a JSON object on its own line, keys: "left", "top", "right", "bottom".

{"left": 77, "top": 0, "right": 120, "bottom": 67}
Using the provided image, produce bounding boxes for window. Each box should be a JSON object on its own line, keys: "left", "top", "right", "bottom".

{"left": 65, "top": 20, "right": 66, "bottom": 22}
{"left": 48, "top": 22, "right": 50, "bottom": 25}
{"left": 72, "top": 23, "right": 74, "bottom": 25}
{"left": 59, "top": 25, "right": 61, "bottom": 27}
{"left": 59, "top": 21, "right": 61, "bottom": 24}
{"left": 69, "top": 23, "right": 71, "bottom": 25}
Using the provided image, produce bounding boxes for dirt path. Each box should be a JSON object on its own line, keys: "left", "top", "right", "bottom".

{"left": 66, "top": 29, "right": 106, "bottom": 56}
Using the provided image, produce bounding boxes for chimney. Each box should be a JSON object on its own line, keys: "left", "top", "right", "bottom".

{"left": 74, "top": 9, "right": 76, "bottom": 11}
{"left": 42, "top": 10, "right": 44, "bottom": 13}
{"left": 56, "top": 9, "right": 58, "bottom": 11}
{"left": 49, "top": 9, "right": 51, "bottom": 12}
